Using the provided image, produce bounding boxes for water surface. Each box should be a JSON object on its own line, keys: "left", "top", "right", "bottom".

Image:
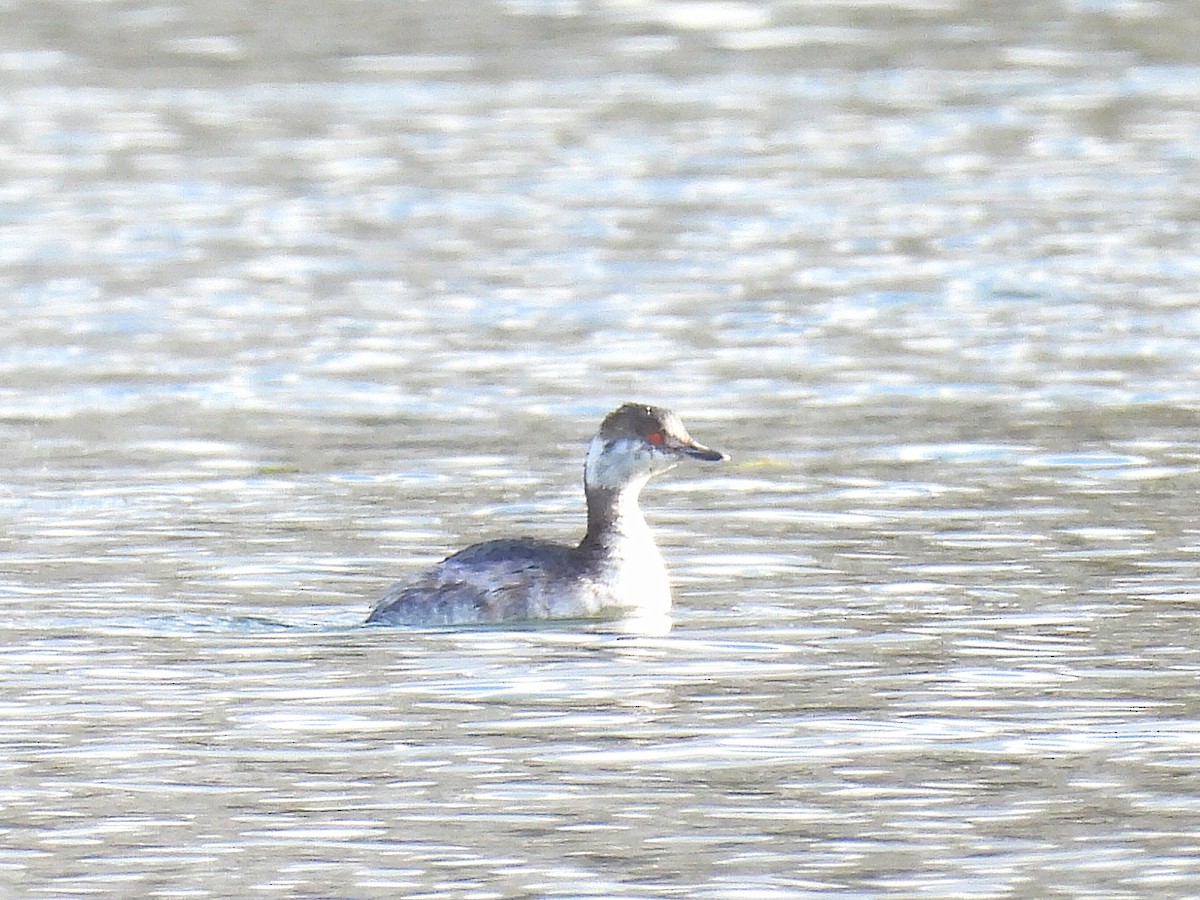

{"left": 3, "top": 0, "right": 1200, "bottom": 896}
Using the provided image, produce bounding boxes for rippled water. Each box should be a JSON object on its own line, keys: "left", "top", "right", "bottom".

{"left": 4, "top": 0, "right": 1200, "bottom": 896}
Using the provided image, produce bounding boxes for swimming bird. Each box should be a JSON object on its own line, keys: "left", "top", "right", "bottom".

{"left": 366, "top": 403, "right": 727, "bottom": 626}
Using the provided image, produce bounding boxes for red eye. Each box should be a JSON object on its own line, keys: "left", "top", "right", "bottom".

{"left": 647, "top": 431, "right": 665, "bottom": 446}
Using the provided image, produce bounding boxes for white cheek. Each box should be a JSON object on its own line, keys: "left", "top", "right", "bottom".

{"left": 586, "top": 438, "right": 650, "bottom": 488}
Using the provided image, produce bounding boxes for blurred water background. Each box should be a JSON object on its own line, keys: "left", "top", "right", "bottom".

{"left": 3, "top": 0, "right": 1200, "bottom": 896}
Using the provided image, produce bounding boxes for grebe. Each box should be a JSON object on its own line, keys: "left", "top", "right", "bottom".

{"left": 366, "top": 403, "right": 726, "bottom": 626}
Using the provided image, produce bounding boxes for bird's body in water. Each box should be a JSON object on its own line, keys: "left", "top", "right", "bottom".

{"left": 366, "top": 403, "right": 727, "bottom": 627}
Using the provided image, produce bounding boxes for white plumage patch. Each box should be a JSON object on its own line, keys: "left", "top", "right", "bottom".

{"left": 584, "top": 436, "right": 678, "bottom": 491}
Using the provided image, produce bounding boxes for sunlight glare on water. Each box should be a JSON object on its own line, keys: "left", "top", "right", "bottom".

{"left": 3, "top": 0, "right": 1200, "bottom": 897}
